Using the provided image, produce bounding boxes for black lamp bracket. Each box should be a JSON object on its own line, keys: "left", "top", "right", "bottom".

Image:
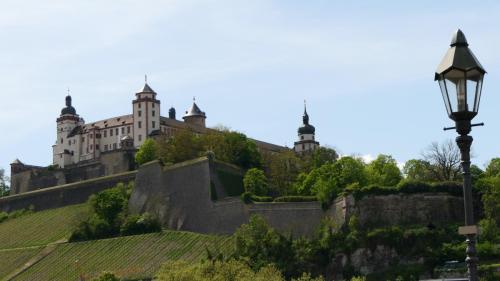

{"left": 443, "top": 122, "right": 484, "bottom": 131}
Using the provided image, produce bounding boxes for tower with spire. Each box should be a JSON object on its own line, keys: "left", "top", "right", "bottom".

{"left": 133, "top": 76, "right": 161, "bottom": 147}
{"left": 294, "top": 101, "right": 319, "bottom": 153}
{"left": 53, "top": 93, "right": 84, "bottom": 167}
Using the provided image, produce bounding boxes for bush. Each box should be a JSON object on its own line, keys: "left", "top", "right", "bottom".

{"left": 273, "top": 196, "right": 317, "bottom": 202}
{"left": 241, "top": 192, "right": 273, "bottom": 204}
{"left": 243, "top": 168, "right": 269, "bottom": 196}
{"left": 135, "top": 138, "right": 158, "bottom": 165}
{"left": 120, "top": 213, "right": 161, "bottom": 236}
{"left": 0, "top": 212, "right": 8, "bottom": 223}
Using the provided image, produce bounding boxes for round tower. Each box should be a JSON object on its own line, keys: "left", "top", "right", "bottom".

{"left": 294, "top": 102, "right": 319, "bottom": 153}
{"left": 183, "top": 98, "right": 206, "bottom": 127}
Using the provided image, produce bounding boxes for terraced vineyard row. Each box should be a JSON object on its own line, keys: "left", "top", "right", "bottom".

{"left": 0, "top": 247, "right": 44, "bottom": 280}
{"left": 12, "top": 231, "right": 234, "bottom": 281}
{"left": 0, "top": 204, "right": 89, "bottom": 249}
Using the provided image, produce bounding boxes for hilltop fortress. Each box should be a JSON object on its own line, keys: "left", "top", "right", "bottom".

{"left": 10, "top": 80, "right": 320, "bottom": 194}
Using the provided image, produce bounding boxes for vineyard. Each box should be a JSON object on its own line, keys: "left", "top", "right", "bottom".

{"left": 0, "top": 204, "right": 233, "bottom": 281}
{"left": 11, "top": 231, "right": 233, "bottom": 281}
{"left": 0, "top": 204, "right": 89, "bottom": 248}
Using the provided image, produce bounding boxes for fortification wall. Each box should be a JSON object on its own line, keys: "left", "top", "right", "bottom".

{"left": 10, "top": 150, "right": 135, "bottom": 195}
{"left": 128, "top": 157, "right": 342, "bottom": 237}
{"left": 350, "top": 193, "right": 464, "bottom": 228}
{"left": 0, "top": 171, "right": 136, "bottom": 213}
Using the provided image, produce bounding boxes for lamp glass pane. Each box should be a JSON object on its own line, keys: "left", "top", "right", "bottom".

{"left": 438, "top": 79, "right": 452, "bottom": 116}
{"left": 444, "top": 69, "right": 467, "bottom": 113}
{"left": 474, "top": 78, "right": 483, "bottom": 113}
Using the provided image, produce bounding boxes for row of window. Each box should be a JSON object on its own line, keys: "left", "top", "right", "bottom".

{"left": 137, "top": 121, "right": 156, "bottom": 129}
{"left": 137, "top": 102, "right": 156, "bottom": 108}
{"left": 137, "top": 110, "right": 156, "bottom": 117}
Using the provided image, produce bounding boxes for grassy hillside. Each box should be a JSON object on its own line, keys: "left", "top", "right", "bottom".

{"left": 12, "top": 231, "right": 233, "bottom": 281}
{"left": 0, "top": 204, "right": 88, "bottom": 248}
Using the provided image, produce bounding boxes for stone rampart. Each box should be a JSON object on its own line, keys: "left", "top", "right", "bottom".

{"left": 10, "top": 150, "right": 135, "bottom": 195}
{"left": 0, "top": 171, "right": 136, "bottom": 212}
{"left": 128, "top": 157, "right": 338, "bottom": 236}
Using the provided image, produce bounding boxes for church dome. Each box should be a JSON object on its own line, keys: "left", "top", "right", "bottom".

{"left": 298, "top": 104, "right": 315, "bottom": 135}
{"left": 61, "top": 95, "right": 77, "bottom": 115}
{"left": 298, "top": 123, "right": 315, "bottom": 135}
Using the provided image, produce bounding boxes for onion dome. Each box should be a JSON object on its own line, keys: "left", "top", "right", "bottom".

{"left": 169, "top": 107, "right": 176, "bottom": 119}
{"left": 61, "top": 95, "right": 77, "bottom": 115}
{"left": 298, "top": 104, "right": 315, "bottom": 135}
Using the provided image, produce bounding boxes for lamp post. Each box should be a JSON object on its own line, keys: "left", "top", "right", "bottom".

{"left": 435, "top": 29, "right": 486, "bottom": 281}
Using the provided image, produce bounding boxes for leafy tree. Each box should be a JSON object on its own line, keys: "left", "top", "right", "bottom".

{"left": 477, "top": 176, "right": 500, "bottom": 242}
{"left": 265, "top": 150, "right": 303, "bottom": 196}
{"left": 157, "top": 129, "right": 203, "bottom": 164}
{"left": 366, "top": 154, "right": 402, "bottom": 186}
{"left": 89, "top": 184, "right": 129, "bottom": 225}
{"left": 201, "top": 130, "right": 262, "bottom": 169}
{"left": 243, "top": 168, "right": 269, "bottom": 196}
{"left": 470, "top": 164, "right": 484, "bottom": 184}
{"left": 135, "top": 138, "right": 158, "bottom": 165}
{"left": 310, "top": 147, "right": 338, "bottom": 169}
{"left": 422, "top": 140, "right": 461, "bottom": 181}
{"left": 0, "top": 168, "right": 9, "bottom": 197}
{"left": 485, "top": 158, "right": 500, "bottom": 177}
{"left": 403, "top": 159, "right": 435, "bottom": 182}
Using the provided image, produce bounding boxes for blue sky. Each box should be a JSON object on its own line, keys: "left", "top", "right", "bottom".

{"left": 1, "top": 0, "right": 500, "bottom": 177}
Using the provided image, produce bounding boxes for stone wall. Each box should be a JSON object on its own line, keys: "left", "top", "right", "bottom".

{"left": 350, "top": 193, "right": 465, "bottom": 228}
{"left": 128, "top": 157, "right": 338, "bottom": 237}
{"left": 10, "top": 150, "right": 135, "bottom": 195}
{"left": 0, "top": 171, "right": 136, "bottom": 213}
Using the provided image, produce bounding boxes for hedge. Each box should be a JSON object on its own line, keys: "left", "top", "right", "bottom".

{"left": 273, "top": 196, "right": 317, "bottom": 202}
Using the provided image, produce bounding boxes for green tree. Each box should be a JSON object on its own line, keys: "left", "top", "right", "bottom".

{"left": 157, "top": 129, "right": 203, "bottom": 164}
{"left": 310, "top": 147, "right": 338, "bottom": 169}
{"left": 485, "top": 158, "right": 500, "bottom": 177}
{"left": 155, "top": 259, "right": 286, "bottom": 281}
{"left": 265, "top": 150, "right": 303, "bottom": 196}
{"left": 135, "top": 138, "right": 159, "bottom": 165}
{"left": 243, "top": 168, "right": 269, "bottom": 196}
{"left": 0, "top": 168, "right": 9, "bottom": 197}
{"left": 366, "top": 154, "right": 402, "bottom": 186}
{"left": 403, "top": 159, "right": 434, "bottom": 182}
{"left": 201, "top": 130, "right": 261, "bottom": 169}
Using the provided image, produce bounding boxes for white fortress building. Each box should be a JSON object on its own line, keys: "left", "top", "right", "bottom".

{"left": 53, "top": 81, "right": 209, "bottom": 168}
{"left": 53, "top": 80, "right": 319, "bottom": 168}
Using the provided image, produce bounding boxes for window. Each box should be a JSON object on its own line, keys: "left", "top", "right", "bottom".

{"left": 138, "top": 134, "right": 142, "bottom": 141}
{"left": 138, "top": 121, "right": 142, "bottom": 128}
{"left": 152, "top": 103, "right": 155, "bottom": 108}
{"left": 115, "top": 128, "right": 118, "bottom": 135}
{"left": 104, "top": 144, "right": 108, "bottom": 151}
{"left": 113, "top": 143, "right": 117, "bottom": 149}
{"left": 152, "top": 121, "right": 156, "bottom": 128}
{"left": 127, "top": 126, "right": 130, "bottom": 134}
{"left": 104, "top": 130, "right": 107, "bottom": 137}
{"left": 68, "top": 140, "right": 71, "bottom": 146}
{"left": 152, "top": 110, "right": 155, "bottom": 117}
{"left": 110, "top": 129, "right": 113, "bottom": 136}
{"left": 90, "top": 144, "right": 93, "bottom": 150}
{"left": 90, "top": 134, "right": 94, "bottom": 139}
{"left": 138, "top": 103, "right": 141, "bottom": 109}
{"left": 82, "top": 137, "right": 85, "bottom": 142}
{"left": 138, "top": 110, "right": 142, "bottom": 117}
{"left": 60, "top": 138, "right": 63, "bottom": 144}
{"left": 96, "top": 144, "right": 99, "bottom": 150}
{"left": 302, "top": 144, "right": 305, "bottom": 150}
{"left": 86, "top": 147, "right": 89, "bottom": 153}
{"left": 121, "top": 127, "right": 125, "bottom": 134}
{"left": 301, "top": 136, "right": 304, "bottom": 140}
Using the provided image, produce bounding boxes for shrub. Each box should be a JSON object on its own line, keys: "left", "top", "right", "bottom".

{"left": 240, "top": 192, "right": 273, "bottom": 203}
{"left": 120, "top": 213, "right": 161, "bottom": 236}
{"left": 0, "top": 212, "right": 8, "bottom": 223}
{"left": 135, "top": 138, "right": 158, "bottom": 165}
{"left": 273, "top": 196, "right": 317, "bottom": 202}
{"left": 243, "top": 168, "right": 269, "bottom": 196}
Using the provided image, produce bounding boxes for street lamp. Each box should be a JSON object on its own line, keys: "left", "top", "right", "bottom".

{"left": 435, "top": 29, "right": 486, "bottom": 281}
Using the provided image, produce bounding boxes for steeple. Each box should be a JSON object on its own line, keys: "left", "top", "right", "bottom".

{"left": 294, "top": 100, "right": 319, "bottom": 153}
{"left": 303, "top": 100, "right": 310, "bottom": 125}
